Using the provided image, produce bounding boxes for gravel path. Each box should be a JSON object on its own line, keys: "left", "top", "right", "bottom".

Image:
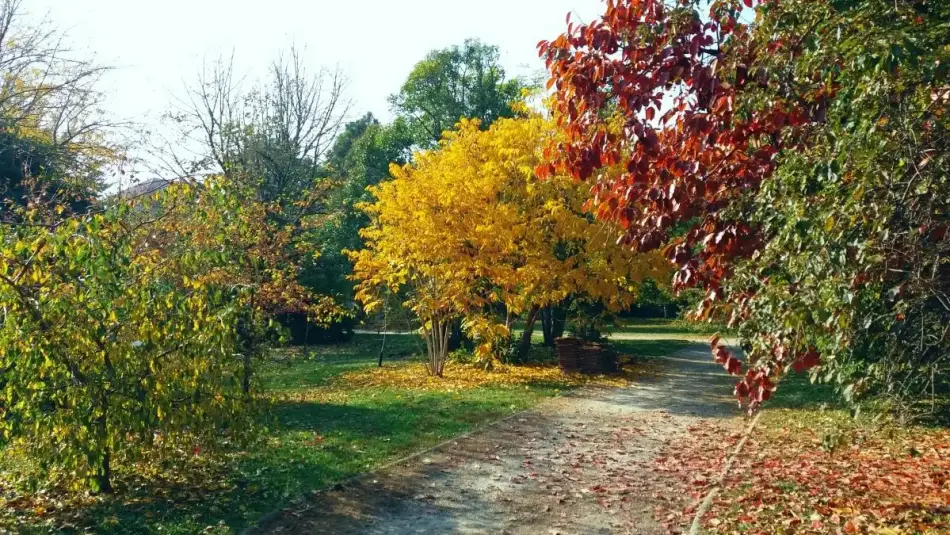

{"left": 250, "top": 343, "right": 739, "bottom": 535}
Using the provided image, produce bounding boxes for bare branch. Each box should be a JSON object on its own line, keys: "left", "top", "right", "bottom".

{"left": 156, "top": 44, "right": 351, "bottom": 214}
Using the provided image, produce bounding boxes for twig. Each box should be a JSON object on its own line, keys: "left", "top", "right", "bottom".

{"left": 689, "top": 412, "right": 762, "bottom": 535}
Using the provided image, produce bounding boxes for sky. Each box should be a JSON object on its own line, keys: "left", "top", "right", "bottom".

{"left": 28, "top": 0, "right": 605, "bottom": 143}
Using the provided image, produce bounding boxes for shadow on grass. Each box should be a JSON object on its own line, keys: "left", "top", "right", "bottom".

{"left": 767, "top": 370, "right": 840, "bottom": 411}
{"left": 36, "top": 385, "right": 549, "bottom": 535}
{"left": 262, "top": 334, "right": 423, "bottom": 391}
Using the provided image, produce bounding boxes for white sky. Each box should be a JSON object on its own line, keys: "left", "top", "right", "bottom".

{"left": 29, "top": 0, "right": 605, "bottom": 135}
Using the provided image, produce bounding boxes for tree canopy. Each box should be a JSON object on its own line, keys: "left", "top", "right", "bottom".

{"left": 390, "top": 39, "right": 528, "bottom": 147}
{"left": 350, "top": 113, "right": 667, "bottom": 375}
{"left": 0, "top": 0, "right": 117, "bottom": 219}
{"left": 540, "top": 0, "right": 950, "bottom": 415}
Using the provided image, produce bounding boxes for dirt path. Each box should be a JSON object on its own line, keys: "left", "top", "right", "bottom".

{"left": 250, "top": 343, "right": 738, "bottom": 535}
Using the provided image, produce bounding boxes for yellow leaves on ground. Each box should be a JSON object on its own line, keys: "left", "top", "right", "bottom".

{"left": 339, "top": 363, "right": 630, "bottom": 392}
{"left": 272, "top": 360, "right": 666, "bottom": 407}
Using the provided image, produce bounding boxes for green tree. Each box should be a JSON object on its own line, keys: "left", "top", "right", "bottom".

{"left": 389, "top": 39, "right": 527, "bottom": 147}
{"left": 302, "top": 118, "right": 413, "bottom": 308}
{"left": 149, "top": 178, "right": 342, "bottom": 392}
{"left": 724, "top": 0, "right": 950, "bottom": 417}
{"left": 325, "top": 112, "right": 379, "bottom": 175}
{"left": 0, "top": 193, "right": 250, "bottom": 493}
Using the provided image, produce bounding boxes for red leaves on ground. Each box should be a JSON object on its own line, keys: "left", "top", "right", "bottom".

{"left": 653, "top": 415, "right": 950, "bottom": 534}
{"left": 651, "top": 419, "right": 744, "bottom": 533}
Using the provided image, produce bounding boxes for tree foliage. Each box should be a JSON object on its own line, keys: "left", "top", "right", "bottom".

{"left": 350, "top": 114, "right": 667, "bottom": 375}
{"left": 145, "top": 178, "right": 344, "bottom": 392}
{"left": 166, "top": 48, "right": 349, "bottom": 223}
{"left": 0, "top": 195, "right": 248, "bottom": 493}
{"left": 0, "top": 173, "right": 345, "bottom": 493}
{"left": 301, "top": 116, "right": 413, "bottom": 307}
{"left": 154, "top": 49, "right": 356, "bottom": 340}
{"left": 541, "top": 0, "right": 950, "bottom": 415}
{"left": 390, "top": 39, "right": 527, "bottom": 147}
{"left": 0, "top": 0, "right": 118, "bottom": 218}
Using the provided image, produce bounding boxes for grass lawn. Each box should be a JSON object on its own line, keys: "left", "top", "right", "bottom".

{"left": 612, "top": 317, "right": 723, "bottom": 336}
{"left": 510, "top": 317, "right": 721, "bottom": 345}
{"left": 610, "top": 338, "right": 694, "bottom": 361}
{"left": 0, "top": 331, "right": 682, "bottom": 534}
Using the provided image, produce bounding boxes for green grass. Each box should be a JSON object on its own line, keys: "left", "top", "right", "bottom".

{"left": 261, "top": 333, "right": 421, "bottom": 391}
{"left": 765, "top": 369, "right": 841, "bottom": 411}
{"left": 0, "top": 334, "right": 575, "bottom": 535}
{"left": 610, "top": 338, "right": 694, "bottom": 360}
{"left": 755, "top": 367, "right": 863, "bottom": 451}
{"left": 613, "top": 318, "right": 723, "bottom": 336}
{"left": 511, "top": 317, "right": 720, "bottom": 343}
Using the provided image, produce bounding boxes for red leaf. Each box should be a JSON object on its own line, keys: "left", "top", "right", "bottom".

{"left": 734, "top": 380, "right": 749, "bottom": 400}
{"left": 792, "top": 348, "right": 820, "bottom": 373}
{"left": 725, "top": 356, "right": 742, "bottom": 375}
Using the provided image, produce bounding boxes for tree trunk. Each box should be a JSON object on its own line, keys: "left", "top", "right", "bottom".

{"left": 447, "top": 318, "right": 466, "bottom": 351}
{"left": 240, "top": 297, "right": 255, "bottom": 397}
{"left": 542, "top": 305, "right": 567, "bottom": 346}
{"left": 541, "top": 307, "right": 554, "bottom": 346}
{"left": 90, "top": 448, "right": 113, "bottom": 494}
{"left": 90, "top": 397, "right": 113, "bottom": 494}
{"left": 377, "top": 304, "right": 389, "bottom": 367}
{"left": 377, "top": 332, "right": 387, "bottom": 367}
{"left": 518, "top": 305, "right": 541, "bottom": 361}
{"left": 551, "top": 305, "right": 567, "bottom": 340}
{"left": 242, "top": 350, "right": 252, "bottom": 396}
{"left": 423, "top": 315, "right": 451, "bottom": 377}
{"left": 303, "top": 318, "right": 311, "bottom": 351}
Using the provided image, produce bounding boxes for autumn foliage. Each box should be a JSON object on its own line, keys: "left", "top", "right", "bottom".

{"left": 0, "top": 199, "right": 249, "bottom": 493}
{"left": 0, "top": 177, "right": 344, "bottom": 493}
{"left": 540, "top": 0, "right": 950, "bottom": 413}
{"left": 350, "top": 113, "right": 667, "bottom": 375}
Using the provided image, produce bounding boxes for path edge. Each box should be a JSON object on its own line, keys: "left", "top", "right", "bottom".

{"left": 240, "top": 384, "right": 602, "bottom": 535}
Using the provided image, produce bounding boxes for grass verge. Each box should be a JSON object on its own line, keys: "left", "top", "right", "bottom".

{"left": 613, "top": 318, "right": 724, "bottom": 336}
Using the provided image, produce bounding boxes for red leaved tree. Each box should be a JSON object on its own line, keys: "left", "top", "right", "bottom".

{"left": 538, "top": 0, "right": 828, "bottom": 409}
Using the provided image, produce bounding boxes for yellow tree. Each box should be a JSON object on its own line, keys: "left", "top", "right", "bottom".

{"left": 349, "top": 114, "right": 667, "bottom": 375}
